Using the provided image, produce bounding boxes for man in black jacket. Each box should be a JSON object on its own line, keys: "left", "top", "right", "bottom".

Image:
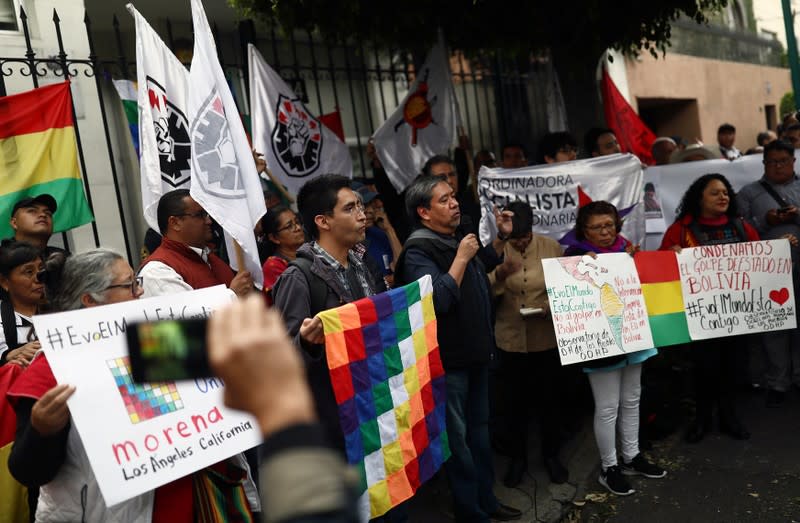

{"left": 394, "top": 175, "right": 520, "bottom": 522}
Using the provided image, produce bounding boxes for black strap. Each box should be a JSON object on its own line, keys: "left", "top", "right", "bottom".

{"left": 1, "top": 300, "right": 19, "bottom": 351}
{"left": 759, "top": 180, "right": 791, "bottom": 208}
{"left": 289, "top": 257, "right": 329, "bottom": 316}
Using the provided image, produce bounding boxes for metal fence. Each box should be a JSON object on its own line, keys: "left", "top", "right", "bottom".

{"left": 0, "top": 6, "right": 554, "bottom": 263}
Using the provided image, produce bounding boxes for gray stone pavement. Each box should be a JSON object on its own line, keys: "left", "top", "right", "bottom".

{"left": 569, "top": 387, "right": 800, "bottom": 523}
{"left": 407, "top": 412, "right": 598, "bottom": 522}
{"left": 405, "top": 369, "right": 800, "bottom": 522}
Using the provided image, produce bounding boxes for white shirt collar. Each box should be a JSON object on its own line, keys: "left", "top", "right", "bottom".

{"left": 188, "top": 245, "right": 210, "bottom": 263}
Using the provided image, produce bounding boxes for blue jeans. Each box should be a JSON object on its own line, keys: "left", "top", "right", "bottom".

{"left": 444, "top": 366, "right": 498, "bottom": 522}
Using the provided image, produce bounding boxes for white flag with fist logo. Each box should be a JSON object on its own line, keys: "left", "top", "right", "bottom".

{"left": 129, "top": 4, "right": 191, "bottom": 232}
{"left": 187, "top": 0, "right": 266, "bottom": 287}
{"left": 248, "top": 44, "right": 352, "bottom": 196}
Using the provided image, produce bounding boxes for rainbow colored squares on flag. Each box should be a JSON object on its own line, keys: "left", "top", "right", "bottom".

{"left": 318, "top": 275, "right": 449, "bottom": 519}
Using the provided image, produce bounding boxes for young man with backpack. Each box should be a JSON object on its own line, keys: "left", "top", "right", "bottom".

{"left": 272, "top": 175, "right": 385, "bottom": 452}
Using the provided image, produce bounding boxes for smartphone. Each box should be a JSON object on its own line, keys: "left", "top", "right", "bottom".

{"left": 126, "top": 318, "right": 212, "bottom": 383}
{"left": 779, "top": 206, "right": 793, "bottom": 214}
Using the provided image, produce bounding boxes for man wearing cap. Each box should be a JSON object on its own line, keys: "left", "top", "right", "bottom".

{"left": 6, "top": 194, "right": 66, "bottom": 258}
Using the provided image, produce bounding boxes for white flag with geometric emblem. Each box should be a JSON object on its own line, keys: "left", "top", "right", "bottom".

{"left": 248, "top": 44, "right": 352, "bottom": 196}
{"left": 128, "top": 3, "right": 191, "bottom": 232}
{"left": 372, "top": 41, "right": 458, "bottom": 192}
{"left": 188, "top": 0, "right": 266, "bottom": 287}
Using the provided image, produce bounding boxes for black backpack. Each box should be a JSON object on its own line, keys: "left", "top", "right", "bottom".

{"left": 289, "top": 257, "right": 329, "bottom": 316}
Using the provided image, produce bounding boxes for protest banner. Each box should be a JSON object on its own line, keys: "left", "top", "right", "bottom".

{"left": 478, "top": 154, "right": 644, "bottom": 247}
{"left": 542, "top": 253, "right": 654, "bottom": 365}
{"left": 676, "top": 239, "right": 796, "bottom": 339}
{"left": 33, "top": 286, "right": 261, "bottom": 506}
{"left": 641, "top": 152, "right": 800, "bottom": 248}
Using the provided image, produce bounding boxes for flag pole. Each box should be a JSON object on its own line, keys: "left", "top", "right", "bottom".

{"left": 264, "top": 167, "right": 295, "bottom": 203}
{"left": 233, "top": 240, "right": 246, "bottom": 275}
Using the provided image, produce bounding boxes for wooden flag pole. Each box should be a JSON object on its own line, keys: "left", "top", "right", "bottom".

{"left": 234, "top": 240, "right": 246, "bottom": 274}
{"left": 264, "top": 167, "right": 295, "bottom": 204}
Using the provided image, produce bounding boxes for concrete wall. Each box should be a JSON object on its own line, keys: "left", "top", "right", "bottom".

{"left": 625, "top": 52, "right": 791, "bottom": 151}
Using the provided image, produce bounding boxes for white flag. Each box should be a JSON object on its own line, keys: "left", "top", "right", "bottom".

{"left": 372, "top": 42, "right": 458, "bottom": 192}
{"left": 188, "top": 0, "right": 266, "bottom": 287}
{"left": 128, "top": 4, "right": 191, "bottom": 232}
{"left": 248, "top": 44, "right": 352, "bottom": 196}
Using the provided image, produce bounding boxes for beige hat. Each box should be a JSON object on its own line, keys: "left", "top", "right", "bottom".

{"left": 669, "top": 144, "right": 722, "bottom": 163}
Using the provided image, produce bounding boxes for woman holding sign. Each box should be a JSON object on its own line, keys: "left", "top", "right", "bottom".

{"left": 7, "top": 250, "right": 253, "bottom": 522}
{"left": 563, "top": 202, "right": 666, "bottom": 497}
{"left": 660, "top": 173, "right": 759, "bottom": 443}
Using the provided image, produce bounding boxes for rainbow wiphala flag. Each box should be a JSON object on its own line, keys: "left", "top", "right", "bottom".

{"left": 318, "top": 275, "right": 449, "bottom": 519}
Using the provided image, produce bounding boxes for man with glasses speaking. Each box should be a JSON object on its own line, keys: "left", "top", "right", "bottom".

{"left": 738, "top": 140, "right": 800, "bottom": 407}
{"left": 139, "top": 189, "right": 253, "bottom": 298}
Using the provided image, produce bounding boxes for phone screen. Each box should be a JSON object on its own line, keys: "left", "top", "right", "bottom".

{"left": 126, "top": 318, "right": 212, "bottom": 383}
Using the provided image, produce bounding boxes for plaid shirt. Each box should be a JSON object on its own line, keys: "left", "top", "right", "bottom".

{"left": 311, "top": 242, "right": 375, "bottom": 299}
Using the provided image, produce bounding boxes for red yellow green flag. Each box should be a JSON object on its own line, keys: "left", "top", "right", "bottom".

{"left": 0, "top": 364, "right": 28, "bottom": 522}
{"left": 0, "top": 81, "right": 94, "bottom": 238}
{"left": 634, "top": 251, "right": 691, "bottom": 347}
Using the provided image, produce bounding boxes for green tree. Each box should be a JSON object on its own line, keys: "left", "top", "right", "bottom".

{"left": 780, "top": 91, "right": 795, "bottom": 118}
{"left": 230, "top": 0, "right": 729, "bottom": 143}
{"left": 230, "top": 0, "right": 728, "bottom": 58}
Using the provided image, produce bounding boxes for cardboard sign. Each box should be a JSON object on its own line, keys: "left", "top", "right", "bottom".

{"left": 34, "top": 286, "right": 261, "bottom": 506}
{"left": 676, "top": 239, "right": 797, "bottom": 339}
{"left": 543, "top": 253, "right": 654, "bottom": 365}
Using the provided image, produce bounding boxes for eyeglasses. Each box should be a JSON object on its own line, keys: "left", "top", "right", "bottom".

{"left": 764, "top": 159, "right": 793, "bottom": 167}
{"left": 175, "top": 210, "right": 209, "bottom": 219}
{"left": 277, "top": 218, "right": 303, "bottom": 233}
{"left": 105, "top": 276, "right": 143, "bottom": 294}
{"left": 584, "top": 223, "right": 616, "bottom": 232}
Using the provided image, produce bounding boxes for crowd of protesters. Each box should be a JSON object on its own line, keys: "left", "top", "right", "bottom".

{"left": 2, "top": 114, "right": 799, "bottom": 523}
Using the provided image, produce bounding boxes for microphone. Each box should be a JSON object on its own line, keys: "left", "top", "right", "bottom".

{"left": 457, "top": 215, "right": 475, "bottom": 236}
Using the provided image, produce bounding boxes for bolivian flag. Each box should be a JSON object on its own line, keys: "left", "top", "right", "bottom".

{"left": 634, "top": 251, "right": 691, "bottom": 347}
{"left": 0, "top": 81, "right": 94, "bottom": 239}
{"left": 0, "top": 364, "right": 28, "bottom": 523}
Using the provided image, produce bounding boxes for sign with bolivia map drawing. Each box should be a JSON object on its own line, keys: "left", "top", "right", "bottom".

{"left": 543, "top": 253, "right": 654, "bottom": 365}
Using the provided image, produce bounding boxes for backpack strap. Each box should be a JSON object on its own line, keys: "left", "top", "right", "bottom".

{"left": 289, "top": 257, "right": 329, "bottom": 316}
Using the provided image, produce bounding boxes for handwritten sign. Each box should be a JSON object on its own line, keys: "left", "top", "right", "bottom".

{"left": 676, "top": 239, "right": 797, "bottom": 339}
{"left": 34, "top": 286, "right": 261, "bottom": 507}
{"left": 543, "top": 253, "right": 654, "bottom": 365}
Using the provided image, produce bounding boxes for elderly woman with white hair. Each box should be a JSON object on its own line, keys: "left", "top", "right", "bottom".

{"left": 6, "top": 249, "right": 261, "bottom": 522}
{"left": 9, "top": 249, "right": 260, "bottom": 522}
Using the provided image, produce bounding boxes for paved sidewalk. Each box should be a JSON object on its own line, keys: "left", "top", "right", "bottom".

{"left": 408, "top": 414, "right": 598, "bottom": 522}
{"left": 567, "top": 388, "right": 800, "bottom": 522}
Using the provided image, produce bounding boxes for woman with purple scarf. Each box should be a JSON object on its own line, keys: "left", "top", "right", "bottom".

{"left": 563, "top": 201, "right": 666, "bottom": 497}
